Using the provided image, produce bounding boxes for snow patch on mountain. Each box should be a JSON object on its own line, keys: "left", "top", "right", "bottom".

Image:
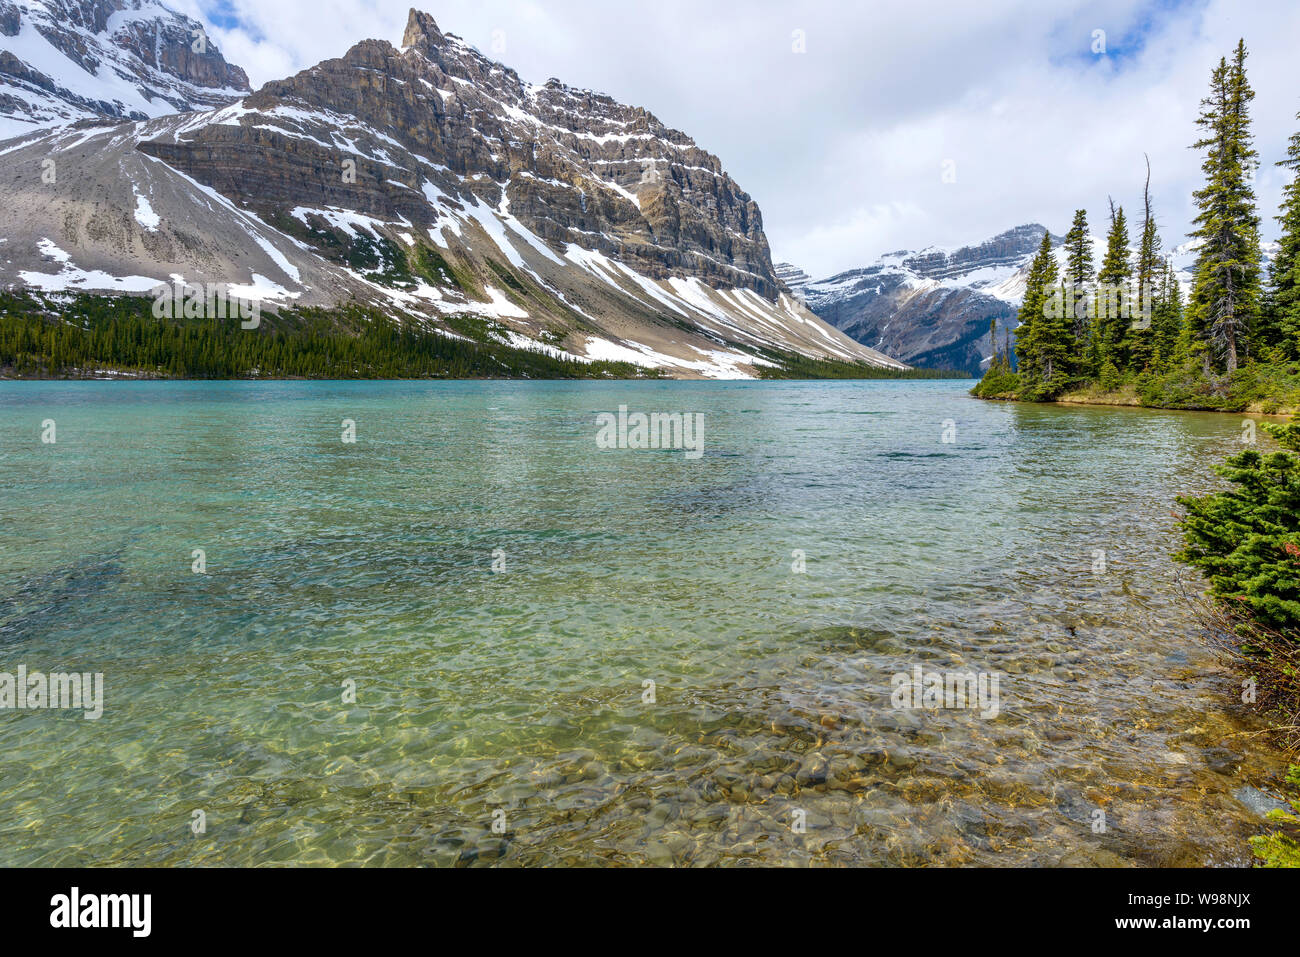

{"left": 18, "top": 236, "right": 160, "bottom": 290}
{"left": 131, "top": 187, "right": 158, "bottom": 230}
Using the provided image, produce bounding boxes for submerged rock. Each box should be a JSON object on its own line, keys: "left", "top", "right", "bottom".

{"left": 1232, "top": 785, "right": 1292, "bottom": 819}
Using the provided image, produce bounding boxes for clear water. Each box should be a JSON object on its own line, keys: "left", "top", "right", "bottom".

{"left": 0, "top": 379, "right": 1286, "bottom": 866}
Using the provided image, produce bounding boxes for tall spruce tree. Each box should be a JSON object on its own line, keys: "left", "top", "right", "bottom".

{"left": 1186, "top": 57, "right": 1230, "bottom": 363}
{"left": 1269, "top": 110, "right": 1300, "bottom": 355}
{"left": 1062, "top": 209, "right": 1095, "bottom": 373}
{"left": 1097, "top": 198, "right": 1132, "bottom": 371}
{"left": 1128, "top": 155, "right": 1161, "bottom": 370}
{"left": 1015, "top": 229, "right": 1068, "bottom": 394}
{"left": 1188, "top": 40, "right": 1262, "bottom": 373}
{"left": 1014, "top": 239, "right": 1042, "bottom": 381}
{"left": 1152, "top": 258, "right": 1185, "bottom": 370}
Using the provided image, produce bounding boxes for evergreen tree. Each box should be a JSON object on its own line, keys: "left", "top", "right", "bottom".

{"left": 1177, "top": 420, "right": 1300, "bottom": 628}
{"left": 1014, "top": 230, "right": 1068, "bottom": 393}
{"left": 1062, "top": 208, "right": 1095, "bottom": 372}
{"left": 1188, "top": 41, "right": 1262, "bottom": 373}
{"left": 1013, "top": 242, "right": 1042, "bottom": 381}
{"left": 1128, "top": 155, "right": 1161, "bottom": 371}
{"left": 1152, "top": 258, "right": 1184, "bottom": 369}
{"left": 1086, "top": 316, "right": 1104, "bottom": 378}
{"left": 1097, "top": 198, "right": 1132, "bottom": 370}
{"left": 1008, "top": 261, "right": 1040, "bottom": 382}
{"left": 1269, "top": 110, "right": 1300, "bottom": 356}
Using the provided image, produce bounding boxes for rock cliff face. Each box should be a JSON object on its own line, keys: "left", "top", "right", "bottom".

{"left": 0, "top": 0, "right": 249, "bottom": 138}
{"left": 801, "top": 225, "right": 1062, "bottom": 376}
{"left": 139, "top": 8, "right": 778, "bottom": 298}
{"left": 0, "top": 7, "right": 902, "bottom": 378}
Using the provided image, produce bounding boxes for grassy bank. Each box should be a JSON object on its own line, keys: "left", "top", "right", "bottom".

{"left": 972, "top": 359, "right": 1300, "bottom": 415}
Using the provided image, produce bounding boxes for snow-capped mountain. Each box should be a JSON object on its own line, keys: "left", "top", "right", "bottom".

{"left": 802, "top": 222, "right": 1282, "bottom": 377}
{"left": 774, "top": 261, "right": 811, "bottom": 290}
{"left": 0, "top": 0, "right": 249, "bottom": 139}
{"left": 1165, "top": 238, "right": 1278, "bottom": 297}
{"left": 801, "top": 225, "right": 1061, "bottom": 376}
{"left": 0, "top": 6, "right": 902, "bottom": 378}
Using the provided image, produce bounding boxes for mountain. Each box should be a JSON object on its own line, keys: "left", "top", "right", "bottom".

{"left": 800, "top": 225, "right": 1060, "bottom": 376}
{"left": 0, "top": 0, "right": 249, "bottom": 138}
{"left": 773, "top": 262, "right": 811, "bottom": 293}
{"left": 1166, "top": 237, "right": 1277, "bottom": 296}
{"left": 801, "top": 222, "right": 1285, "bottom": 377}
{"left": 0, "top": 6, "right": 902, "bottom": 378}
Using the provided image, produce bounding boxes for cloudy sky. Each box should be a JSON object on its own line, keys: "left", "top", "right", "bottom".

{"left": 175, "top": 0, "right": 1300, "bottom": 279}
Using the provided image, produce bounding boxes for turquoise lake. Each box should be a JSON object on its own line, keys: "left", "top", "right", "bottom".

{"left": 0, "top": 379, "right": 1288, "bottom": 865}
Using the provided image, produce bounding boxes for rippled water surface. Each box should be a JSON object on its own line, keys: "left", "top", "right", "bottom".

{"left": 0, "top": 379, "right": 1288, "bottom": 866}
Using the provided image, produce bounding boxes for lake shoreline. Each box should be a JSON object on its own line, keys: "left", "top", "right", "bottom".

{"left": 973, "top": 392, "right": 1297, "bottom": 417}
{"left": 0, "top": 370, "right": 972, "bottom": 383}
{"left": 970, "top": 360, "right": 1300, "bottom": 417}
{"left": 975, "top": 380, "right": 1300, "bottom": 865}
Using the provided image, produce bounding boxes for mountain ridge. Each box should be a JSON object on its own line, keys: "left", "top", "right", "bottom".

{"left": 794, "top": 224, "right": 1281, "bottom": 376}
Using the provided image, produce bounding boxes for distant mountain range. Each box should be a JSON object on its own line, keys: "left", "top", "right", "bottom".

{"left": 0, "top": 3, "right": 903, "bottom": 378}
{"left": 791, "top": 225, "right": 1059, "bottom": 376}
{"left": 790, "top": 226, "right": 1278, "bottom": 377}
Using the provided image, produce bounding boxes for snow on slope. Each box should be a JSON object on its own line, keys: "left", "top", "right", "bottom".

{"left": 800, "top": 225, "right": 1061, "bottom": 377}
{"left": 0, "top": 7, "right": 904, "bottom": 378}
{"left": 0, "top": 0, "right": 249, "bottom": 140}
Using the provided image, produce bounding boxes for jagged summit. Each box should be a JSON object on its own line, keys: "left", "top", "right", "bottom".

{"left": 139, "top": 6, "right": 780, "bottom": 297}
{"left": 401, "top": 8, "right": 443, "bottom": 50}
{"left": 870, "top": 224, "right": 1060, "bottom": 281}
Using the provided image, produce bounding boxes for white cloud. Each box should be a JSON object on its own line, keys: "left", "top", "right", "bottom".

{"left": 178, "top": 0, "right": 1300, "bottom": 278}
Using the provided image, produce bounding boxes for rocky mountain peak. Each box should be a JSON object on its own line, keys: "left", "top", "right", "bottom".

{"left": 799, "top": 223, "right": 1067, "bottom": 376}
{"left": 401, "top": 8, "right": 442, "bottom": 51}
{"left": 891, "top": 223, "right": 1060, "bottom": 283}
{"left": 148, "top": 7, "right": 779, "bottom": 297}
{"left": 0, "top": 6, "right": 900, "bottom": 378}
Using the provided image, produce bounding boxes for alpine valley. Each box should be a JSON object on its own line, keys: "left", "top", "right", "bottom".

{"left": 0, "top": 2, "right": 906, "bottom": 379}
